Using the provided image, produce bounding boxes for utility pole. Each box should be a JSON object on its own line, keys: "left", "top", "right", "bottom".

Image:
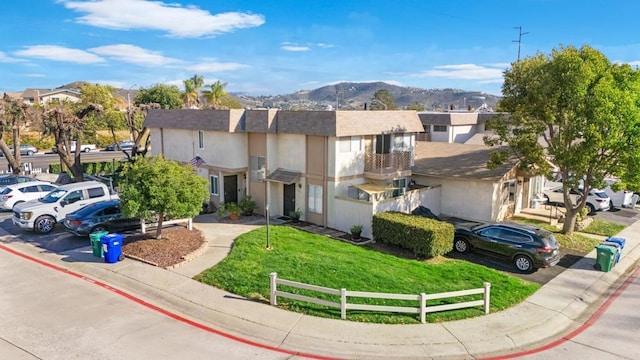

{"left": 513, "top": 26, "right": 529, "bottom": 61}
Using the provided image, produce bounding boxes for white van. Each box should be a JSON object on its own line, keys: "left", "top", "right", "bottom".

{"left": 603, "top": 178, "right": 634, "bottom": 208}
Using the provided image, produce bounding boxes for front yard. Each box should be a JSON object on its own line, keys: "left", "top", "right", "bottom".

{"left": 194, "top": 225, "right": 540, "bottom": 324}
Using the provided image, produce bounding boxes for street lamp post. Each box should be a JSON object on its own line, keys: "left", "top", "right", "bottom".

{"left": 127, "top": 84, "right": 137, "bottom": 111}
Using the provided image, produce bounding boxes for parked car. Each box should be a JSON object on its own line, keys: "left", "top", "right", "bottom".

{"left": 52, "top": 141, "right": 97, "bottom": 153}
{"left": 0, "top": 144, "right": 38, "bottom": 157}
{"left": 13, "top": 181, "right": 119, "bottom": 234}
{"left": 542, "top": 185, "right": 610, "bottom": 214}
{"left": 453, "top": 222, "right": 560, "bottom": 272}
{"left": 64, "top": 199, "right": 141, "bottom": 236}
{"left": 0, "top": 175, "right": 39, "bottom": 188}
{"left": 602, "top": 178, "right": 635, "bottom": 208}
{"left": 105, "top": 140, "right": 135, "bottom": 151}
{"left": 0, "top": 181, "right": 59, "bottom": 210}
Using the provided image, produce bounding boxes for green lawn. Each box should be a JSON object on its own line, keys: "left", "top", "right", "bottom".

{"left": 510, "top": 216, "right": 623, "bottom": 252}
{"left": 195, "top": 225, "right": 539, "bottom": 324}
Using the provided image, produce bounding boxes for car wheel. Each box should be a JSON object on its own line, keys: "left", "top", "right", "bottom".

{"left": 27, "top": 150, "right": 34, "bottom": 156}
{"left": 92, "top": 225, "right": 108, "bottom": 233}
{"left": 82, "top": 147, "right": 90, "bottom": 153}
{"left": 453, "top": 237, "right": 469, "bottom": 253}
{"left": 586, "top": 203, "right": 596, "bottom": 215}
{"left": 34, "top": 215, "right": 56, "bottom": 234}
{"left": 514, "top": 255, "right": 534, "bottom": 273}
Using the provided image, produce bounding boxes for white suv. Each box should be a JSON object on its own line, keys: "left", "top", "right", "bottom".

{"left": 0, "top": 181, "right": 58, "bottom": 210}
{"left": 543, "top": 185, "right": 611, "bottom": 214}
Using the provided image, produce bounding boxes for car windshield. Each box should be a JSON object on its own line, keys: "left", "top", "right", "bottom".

{"left": 0, "top": 187, "right": 12, "bottom": 195}
{"left": 40, "top": 189, "right": 67, "bottom": 203}
{"left": 72, "top": 202, "right": 112, "bottom": 217}
{"left": 0, "top": 177, "right": 18, "bottom": 185}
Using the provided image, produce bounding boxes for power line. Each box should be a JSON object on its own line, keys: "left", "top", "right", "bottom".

{"left": 513, "top": 26, "right": 529, "bottom": 61}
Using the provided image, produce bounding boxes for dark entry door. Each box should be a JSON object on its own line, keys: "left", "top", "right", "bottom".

{"left": 283, "top": 183, "right": 296, "bottom": 217}
{"left": 224, "top": 175, "right": 238, "bottom": 204}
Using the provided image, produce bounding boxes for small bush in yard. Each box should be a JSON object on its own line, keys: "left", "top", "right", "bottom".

{"left": 372, "top": 211, "right": 453, "bottom": 258}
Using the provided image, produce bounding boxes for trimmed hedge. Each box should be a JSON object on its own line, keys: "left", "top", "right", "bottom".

{"left": 49, "top": 159, "right": 127, "bottom": 175}
{"left": 372, "top": 211, "right": 454, "bottom": 258}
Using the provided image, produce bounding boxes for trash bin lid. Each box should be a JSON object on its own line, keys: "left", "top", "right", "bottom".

{"left": 596, "top": 244, "right": 616, "bottom": 254}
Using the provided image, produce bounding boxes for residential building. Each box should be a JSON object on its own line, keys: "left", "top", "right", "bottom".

{"left": 412, "top": 141, "right": 544, "bottom": 222}
{"left": 144, "top": 109, "right": 433, "bottom": 238}
{"left": 20, "top": 88, "right": 81, "bottom": 105}
{"left": 417, "top": 111, "right": 506, "bottom": 144}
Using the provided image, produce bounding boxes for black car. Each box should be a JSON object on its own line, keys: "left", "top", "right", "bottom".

{"left": 64, "top": 199, "right": 141, "bottom": 236}
{"left": 453, "top": 223, "right": 560, "bottom": 272}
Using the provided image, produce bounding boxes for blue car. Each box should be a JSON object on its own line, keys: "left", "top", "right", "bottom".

{"left": 64, "top": 199, "right": 141, "bottom": 236}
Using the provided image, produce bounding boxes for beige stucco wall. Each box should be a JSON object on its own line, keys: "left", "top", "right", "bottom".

{"left": 332, "top": 136, "right": 365, "bottom": 178}
{"left": 451, "top": 125, "right": 477, "bottom": 143}
{"left": 413, "top": 175, "right": 495, "bottom": 222}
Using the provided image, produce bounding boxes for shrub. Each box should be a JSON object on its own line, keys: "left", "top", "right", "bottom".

{"left": 372, "top": 211, "right": 454, "bottom": 258}
{"left": 238, "top": 196, "right": 257, "bottom": 216}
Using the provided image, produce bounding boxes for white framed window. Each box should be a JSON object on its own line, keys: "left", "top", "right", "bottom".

{"left": 339, "top": 136, "right": 362, "bottom": 152}
{"left": 308, "top": 185, "right": 323, "bottom": 214}
{"left": 210, "top": 175, "right": 219, "bottom": 195}
{"left": 198, "top": 130, "right": 204, "bottom": 149}
{"left": 250, "top": 156, "right": 265, "bottom": 181}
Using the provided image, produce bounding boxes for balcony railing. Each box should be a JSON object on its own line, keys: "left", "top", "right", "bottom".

{"left": 364, "top": 151, "right": 412, "bottom": 174}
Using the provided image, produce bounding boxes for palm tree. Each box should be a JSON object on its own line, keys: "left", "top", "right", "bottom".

{"left": 190, "top": 74, "right": 204, "bottom": 106}
{"left": 183, "top": 79, "right": 198, "bottom": 108}
{"left": 202, "top": 80, "right": 228, "bottom": 109}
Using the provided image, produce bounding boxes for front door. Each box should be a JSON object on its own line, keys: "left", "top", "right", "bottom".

{"left": 283, "top": 183, "right": 296, "bottom": 217}
{"left": 224, "top": 175, "right": 238, "bottom": 204}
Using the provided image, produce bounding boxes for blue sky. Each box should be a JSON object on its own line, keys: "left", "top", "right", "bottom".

{"left": 2, "top": 0, "right": 639, "bottom": 96}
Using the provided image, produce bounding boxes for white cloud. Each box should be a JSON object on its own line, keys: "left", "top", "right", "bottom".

{"left": 13, "top": 45, "right": 105, "bottom": 64}
{"left": 316, "top": 43, "right": 335, "bottom": 48}
{"left": 61, "top": 0, "right": 265, "bottom": 38}
{"left": 415, "top": 64, "right": 505, "bottom": 81}
{"left": 0, "top": 51, "right": 24, "bottom": 63}
{"left": 281, "top": 45, "right": 311, "bottom": 52}
{"left": 89, "top": 44, "right": 181, "bottom": 66}
{"left": 25, "top": 73, "right": 47, "bottom": 78}
{"left": 187, "top": 61, "right": 248, "bottom": 73}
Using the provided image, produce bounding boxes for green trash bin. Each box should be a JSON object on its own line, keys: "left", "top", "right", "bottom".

{"left": 89, "top": 231, "right": 109, "bottom": 257}
{"left": 594, "top": 244, "right": 617, "bottom": 272}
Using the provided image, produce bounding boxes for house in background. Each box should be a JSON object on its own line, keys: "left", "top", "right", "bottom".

{"left": 144, "top": 109, "right": 436, "bottom": 238}
{"left": 411, "top": 141, "right": 544, "bottom": 222}
{"left": 417, "top": 111, "right": 506, "bottom": 144}
{"left": 20, "top": 88, "right": 81, "bottom": 105}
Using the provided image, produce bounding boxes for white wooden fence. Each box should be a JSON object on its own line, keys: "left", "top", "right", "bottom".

{"left": 269, "top": 272, "right": 491, "bottom": 323}
{"left": 140, "top": 218, "right": 192, "bottom": 233}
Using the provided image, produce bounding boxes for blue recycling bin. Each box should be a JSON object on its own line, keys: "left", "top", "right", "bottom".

{"left": 101, "top": 233, "right": 124, "bottom": 264}
{"left": 605, "top": 237, "right": 626, "bottom": 255}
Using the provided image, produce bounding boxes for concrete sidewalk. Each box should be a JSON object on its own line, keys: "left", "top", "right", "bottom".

{"left": 1, "top": 214, "right": 639, "bottom": 359}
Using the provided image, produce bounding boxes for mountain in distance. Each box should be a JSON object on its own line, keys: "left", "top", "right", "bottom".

{"left": 236, "top": 82, "right": 502, "bottom": 111}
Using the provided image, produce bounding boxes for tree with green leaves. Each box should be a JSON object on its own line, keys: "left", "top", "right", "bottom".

{"left": 486, "top": 45, "right": 640, "bottom": 235}
{"left": 371, "top": 89, "right": 398, "bottom": 110}
{"left": 118, "top": 155, "right": 208, "bottom": 239}
{"left": 406, "top": 103, "right": 425, "bottom": 111}
{"left": 0, "top": 93, "right": 41, "bottom": 173}
{"left": 135, "top": 84, "right": 183, "bottom": 109}
{"left": 202, "top": 80, "right": 228, "bottom": 109}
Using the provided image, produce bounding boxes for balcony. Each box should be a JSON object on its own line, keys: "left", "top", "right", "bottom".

{"left": 364, "top": 151, "right": 412, "bottom": 180}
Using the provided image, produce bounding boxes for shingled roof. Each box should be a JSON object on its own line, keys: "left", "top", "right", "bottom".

{"left": 145, "top": 109, "right": 425, "bottom": 136}
{"left": 412, "top": 141, "right": 518, "bottom": 181}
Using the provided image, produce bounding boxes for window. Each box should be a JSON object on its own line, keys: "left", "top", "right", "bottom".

{"left": 501, "top": 180, "right": 516, "bottom": 204}
{"left": 348, "top": 186, "right": 370, "bottom": 201}
{"left": 433, "top": 125, "right": 447, "bottom": 132}
{"left": 393, "top": 134, "right": 411, "bottom": 150}
{"left": 210, "top": 175, "right": 219, "bottom": 195}
{"left": 339, "top": 136, "right": 361, "bottom": 152}
{"left": 375, "top": 134, "right": 391, "bottom": 154}
{"left": 198, "top": 130, "right": 204, "bottom": 149}
{"left": 250, "top": 156, "right": 265, "bottom": 182}
{"left": 21, "top": 186, "right": 39, "bottom": 193}
{"left": 87, "top": 187, "right": 106, "bottom": 199}
{"left": 64, "top": 190, "right": 85, "bottom": 204}
{"left": 308, "top": 185, "right": 323, "bottom": 214}
{"left": 393, "top": 178, "right": 407, "bottom": 197}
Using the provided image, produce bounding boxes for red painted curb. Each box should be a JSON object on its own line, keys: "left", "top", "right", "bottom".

{"left": 481, "top": 265, "right": 640, "bottom": 359}
{"left": 0, "top": 243, "right": 340, "bottom": 360}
